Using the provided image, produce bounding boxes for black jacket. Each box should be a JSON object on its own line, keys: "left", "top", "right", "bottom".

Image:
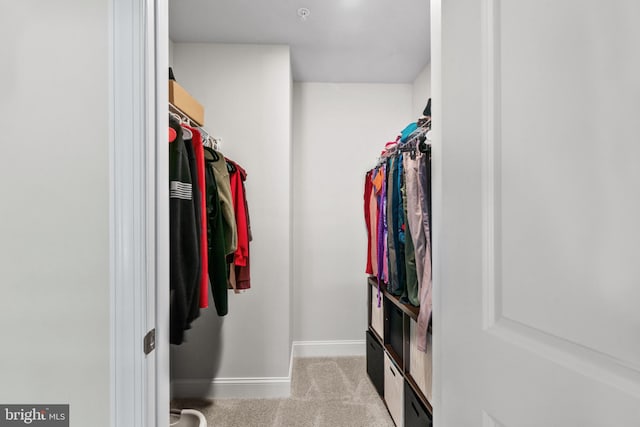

{"left": 169, "top": 118, "right": 201, "bottom": 345}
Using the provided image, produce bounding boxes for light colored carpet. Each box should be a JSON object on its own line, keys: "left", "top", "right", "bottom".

{"left": 171, "top": 356, "right": 394, "bottom": 427}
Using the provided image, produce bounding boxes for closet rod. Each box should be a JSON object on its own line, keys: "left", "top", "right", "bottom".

{"left": 169, "top": 102, "right": 220, "bottom": 149}
{"left": 403, "top": 125, "right": 428, "bottom": 145}
{"left": 169, "top": 102, "right": 200, "bottom": 127}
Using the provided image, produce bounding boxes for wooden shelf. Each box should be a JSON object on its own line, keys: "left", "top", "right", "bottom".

{"left": 385, "top": 343, "right": 403, "bottom": 369}
{"left": 368, "top": 277, "right": 419, "bottom": 321}
{"left": 368, "top": 276, "right": 432, "bottom": 333}
{"left": 368, "top": 325, "right": 383, "bottom": 344}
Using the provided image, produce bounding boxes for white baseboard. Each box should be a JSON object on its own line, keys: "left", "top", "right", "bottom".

{"left": 171, "top": 376, "right": 291, "bottom": 399}
{"left": 291, "top": 339, "right": 366, "bottom": 358}
{"left": 172, "top": 340, "right": 365, "bottom": 399}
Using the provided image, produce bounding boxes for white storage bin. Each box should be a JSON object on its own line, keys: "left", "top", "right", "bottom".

{"left": 370, "top": 283, "right": 384, "bottom": 338}
{"left": 384, "top": 351, "right": 404, "bottom": 426}
{"left": 409, "top": 320, "right": 432, "bottom": 402}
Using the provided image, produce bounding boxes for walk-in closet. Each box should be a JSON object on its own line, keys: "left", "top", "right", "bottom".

{"left": 165, "top": 1, "right": 433, "bottom": 426}
{"left": 5, "top": 1, "right": 640, "bottom": 427}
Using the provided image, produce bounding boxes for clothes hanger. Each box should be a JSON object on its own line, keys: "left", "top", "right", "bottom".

{"left": 418, "top": 134, "right": 430, "bottom": 153}
{"left": 181, "top": 125, "right": 193, "bottom": 140}
{"left": 199, "top": 127, "right": 210, "bottom": 145}
{"left": 178, "top": 116, "right": 193, "bottom": 140}
{"left": 203, "top": 146, "right": 219, "bottom": 162}
{"left": 169, "top": 112, "right": 182, "bottom": 122}
{"left": 168, "top": 111, "right": 194, "bottom": 140}
{"left": 169, "top": 105, "right": 195, "bottom": 139}
{"left": 226, "top": 160, "right": 236, "bottom": 173}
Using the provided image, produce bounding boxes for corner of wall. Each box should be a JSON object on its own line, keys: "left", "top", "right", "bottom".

{"left": 288, "top": 50, "right": 295, "bottom": 362}
{"left": 412, "top": 61, "right": 432, "bottom": 118}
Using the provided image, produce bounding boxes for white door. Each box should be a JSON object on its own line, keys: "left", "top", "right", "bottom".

{"left": 432, "top": 0, "right": 640, "bottom": 426}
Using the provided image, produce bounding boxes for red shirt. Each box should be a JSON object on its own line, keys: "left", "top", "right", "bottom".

{"left": 183, "top": 125, "right": 209, "bottom": 309}
{"left": 226, "top": 158, "right": 249, "bottom": 267}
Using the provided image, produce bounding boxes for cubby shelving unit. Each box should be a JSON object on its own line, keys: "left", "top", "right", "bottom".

{"left": 366, "top": 277, "right": 433, "bottom": 427}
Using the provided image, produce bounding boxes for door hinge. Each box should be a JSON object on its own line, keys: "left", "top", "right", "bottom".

{"left": 144, "top": 328, "right": 156, "bottom": 355}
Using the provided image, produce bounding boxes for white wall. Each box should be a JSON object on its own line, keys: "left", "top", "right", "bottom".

{"left": 170, "top": 44, "right": 292, "bottom": 388}
{"left": 0, "top": 1, "right": 110, "bottom": 425}
{"left": 169, "top": 38, "right": 175, "bottom": 68}
{"left": 292, "top": 83, "right": 413, "bottom": 342}
{"left": 412, "top": 62, "right": 432, "bottom": 118}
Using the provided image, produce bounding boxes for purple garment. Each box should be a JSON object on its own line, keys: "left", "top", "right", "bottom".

{"left": 374, "top": 164, "right": 387, "bottom": 307}
{"left": 380, "top": 164, "right": 388, "bottom": 284}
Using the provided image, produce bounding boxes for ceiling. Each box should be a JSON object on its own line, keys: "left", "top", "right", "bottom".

{"left": 169, "top": 0, "right": 430, "bottom": 83}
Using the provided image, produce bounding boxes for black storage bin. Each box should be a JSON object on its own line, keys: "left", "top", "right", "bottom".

{"left": 386, "top": 300, "right": 404, "bottom": 361}
{"left": 366, "top": 330, "right": 384, "bottom": 396}
{"left": 404, "top": 381, "right": 432, "bottom": 427}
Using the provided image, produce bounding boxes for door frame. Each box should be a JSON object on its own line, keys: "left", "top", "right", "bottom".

{"left": 109, "top": 1, "right": 440, "bottom": 426}
{"left": 110, "top": 1, "right": 169, "bottom": 426}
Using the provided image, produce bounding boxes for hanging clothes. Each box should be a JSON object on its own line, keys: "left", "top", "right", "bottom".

{"left": 403, "top": 127, "right": 433, "bottom": 350}
{"left": 209, "top": 151, "right": 237, "bottom": 256}
{"left": 227, "top": 158, "right": 250, "bottom": 267}
{"left": 372, "top": 167, "right": 383, "bottom": 277}
{"left": 416, "top": 149, "right": 433, "bottom": 352}
{"left": 401, "top": 154, "right": 419, "bottom": 307}
{"left": 203, "top": 147, "right": 229, "bottom": 316}
{"left": 393, "top": 153, "right": 408, "bottom": 300}
{"left": 169, "top": 118, "right": 201, "bottom": 345}
{"left": 386, "top": 155, "right": 403, "bottom": 296}
{"left": 368, "top": 173, "right": 379, "bottom": 277}
{"left": 364, "top": 170, "right": 374, "bottom": 275}
{"left": 364, "top": 123, "right": 432, "bottom": 352}
{"left": 372, "top": 163, "right": 388, "bottom": 285}
{"left": 182, "top": 125, "right": 210, "bottom": 309}
{"left": 226, "top": 158, "right": 252, "bottom": 290}
{"left": 181, "top": 128, "right": 204, "bottom": 316}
